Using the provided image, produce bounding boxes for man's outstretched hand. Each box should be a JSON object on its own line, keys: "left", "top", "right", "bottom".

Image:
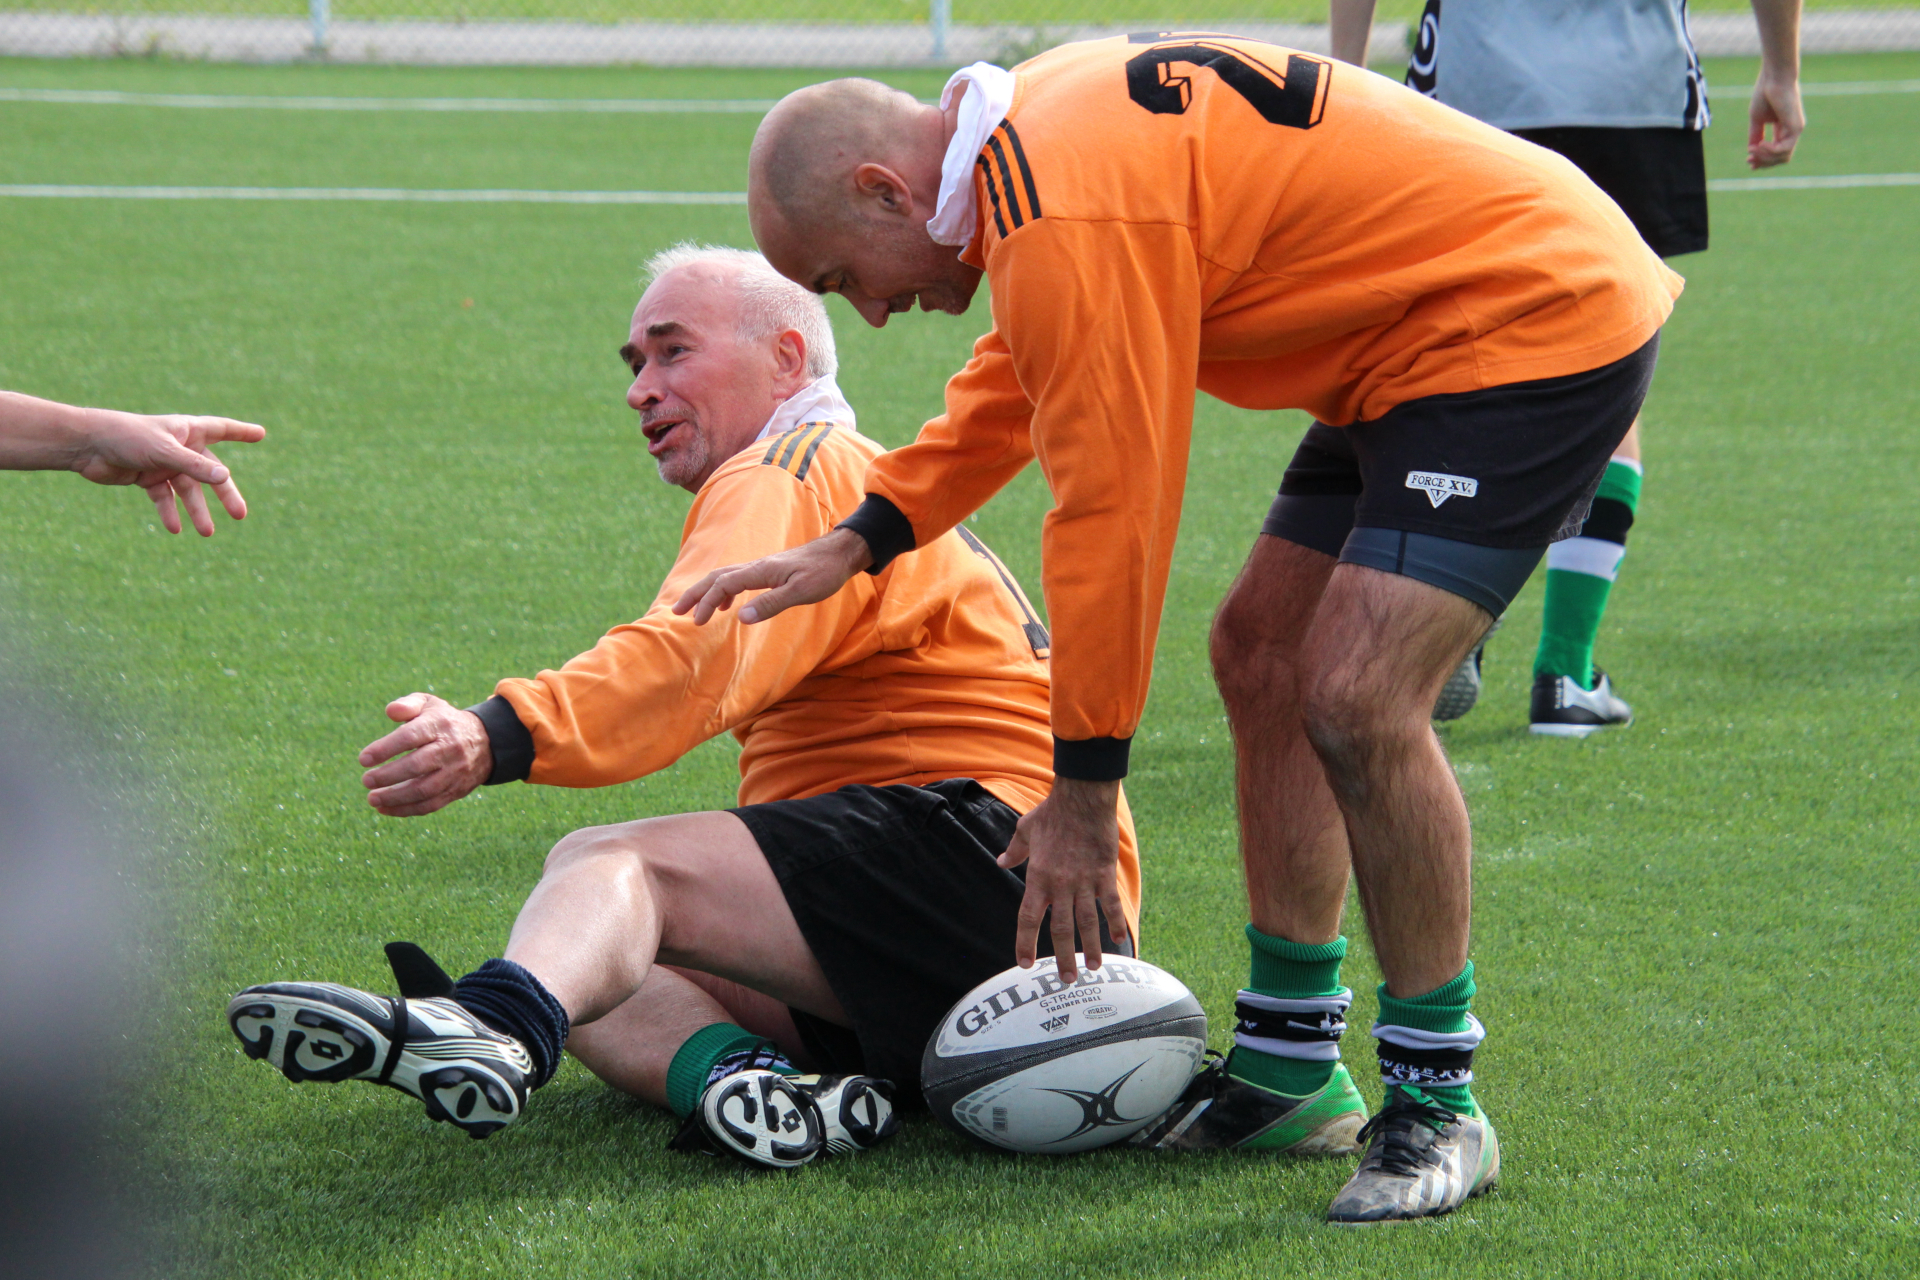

{"left": 359, "top": 693, "right": 493, "bottom": 817}
{"left": 673, "top": 526, "right": 873, "bottom": 625}
{"left": 72, "top": 408, "right": 265, "bottom": 536}
{"left": 997, "top": 777, "right": 1131, "bottom": 983}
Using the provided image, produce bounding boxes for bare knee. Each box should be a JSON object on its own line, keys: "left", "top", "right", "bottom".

{"left": 540, "top": 821, "right": 666, "bottom": 892}
{"left": 1299, "top": 662, "right": 1429, "bottom": 802}
{"left": 1210, "top": 588, "right": 1305, "bottom": 707}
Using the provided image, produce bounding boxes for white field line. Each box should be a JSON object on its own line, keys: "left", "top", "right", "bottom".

{"left": 0, "top": 184, "right": 746, "bottom": 203}
{"left": 1798, "top": 79, "right": 1920, "bottom": 96}
{"left": 1709, "top": 172, "right": 1920, "bottom": 190}
{"left": 0, "top": 87, "right": 778, "bottom": 112}
{"left": 0, "top": 79, "right": 1915, "bottom": 114}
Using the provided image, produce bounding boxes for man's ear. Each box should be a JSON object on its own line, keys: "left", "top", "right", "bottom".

{"left": 851, "top": 162, "right": 916, "bottom": 217}
{"left": 770, "top": 330, "right": 810, "bottom": 395}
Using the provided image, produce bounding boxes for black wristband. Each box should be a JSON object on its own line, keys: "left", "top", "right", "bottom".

{"left": 1052, "top": 735, "right": 1132, "bottom": 782}
{"left": 836, "top": 494, "right": 917, "bottom": 575}
{"left": 467, "top": 695, "right": 534, "bottom": 785}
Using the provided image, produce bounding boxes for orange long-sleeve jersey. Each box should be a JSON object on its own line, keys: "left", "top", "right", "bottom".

{"left": 493, "top": 420, "right": 1140, "bottom": 929}
{"left": 859, "top": 35, "right": 1685, "bottom": 777}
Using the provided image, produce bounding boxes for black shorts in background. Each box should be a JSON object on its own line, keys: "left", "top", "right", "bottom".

{"left": 1514, "top": 125, "right": 1709, "bottom": 258}
{"left": 733, "top": 778, "right": 1129, "bottom": 1100}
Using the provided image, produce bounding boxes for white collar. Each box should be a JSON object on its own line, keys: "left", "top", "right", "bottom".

{"left": 927, "top": 62, "right": 1018, "bottom": 248}
{"left": 752, "top": 374, "right": 857, "bottom": 443}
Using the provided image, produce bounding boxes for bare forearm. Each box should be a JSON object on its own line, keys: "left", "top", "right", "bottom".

{"left": 0, "top": 391, "right": 93, "bottom": 471}
{"left": 1329, "top": 0, "right": 1379, "bottom": 67}
{"left": 1750, "top": 0, "right": 1802, "bottom": 77}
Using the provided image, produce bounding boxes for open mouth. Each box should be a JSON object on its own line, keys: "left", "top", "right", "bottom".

{"left": 643, "top": 419, "right": 687, "bottom": 455}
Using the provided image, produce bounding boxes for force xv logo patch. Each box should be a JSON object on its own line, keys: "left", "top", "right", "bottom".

{"left": 1405, "top": 471, "right": 1479, "bottom": 508}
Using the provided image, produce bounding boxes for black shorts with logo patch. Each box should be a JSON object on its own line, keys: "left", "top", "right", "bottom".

{"left": 733, "top": 778, "right": 1129, "bottom": 1102}
{"left": 1261, "top": 333, "right": 1658, "bottom": 614}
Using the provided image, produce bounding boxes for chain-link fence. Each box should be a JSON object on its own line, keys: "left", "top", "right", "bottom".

{"left": 1, "top": 1, "right": 1917, "bottom": 66}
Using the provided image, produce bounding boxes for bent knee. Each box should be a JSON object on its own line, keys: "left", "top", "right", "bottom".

{"left": 541, "top": 820, "right": 655, "bottom": 877}
{"left": 1211, "top": 595, "right": 1307, "bottom": 696}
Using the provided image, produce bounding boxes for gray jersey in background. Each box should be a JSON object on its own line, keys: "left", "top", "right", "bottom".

{"left": 1406, "top": 0, "right": 1710, "bottom": 131}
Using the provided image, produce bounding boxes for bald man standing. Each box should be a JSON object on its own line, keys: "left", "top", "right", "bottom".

{"left": 680, "top": 36, "right": 1680, "bottom": 1220}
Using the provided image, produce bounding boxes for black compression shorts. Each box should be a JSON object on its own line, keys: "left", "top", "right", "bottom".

{"left": 732, "top": 778, "right": 1130, "bottom": 1101}
{"left": 1261, "top": 333, "right": 1658, "bottom": 614}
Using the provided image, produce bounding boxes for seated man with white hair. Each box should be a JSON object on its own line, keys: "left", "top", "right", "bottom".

{"left": 224, "top": 244, "right": 1141, "bottom": 1168}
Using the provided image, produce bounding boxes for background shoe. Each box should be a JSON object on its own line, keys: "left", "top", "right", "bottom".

{"left": 227, "top": 980, "right": 532, "bottom": 1138}
{"left": 793, "top": 1074, "right": 900, "bottom": 1155}
{"left": 1530, "top": 668, "right": 1633, "bottom": 737}
{"left": 1434, "top": 618, "right": 1499, "bottom": 722}
{"left": 1129, "top": 1053, "right": 1367, "bottom": 1155}
{"left": 1325, "top": 1087, "right": 1498, "bottom": 1222}
{"left": 670, "top": 1069, "right": 826, "bottom": 1169}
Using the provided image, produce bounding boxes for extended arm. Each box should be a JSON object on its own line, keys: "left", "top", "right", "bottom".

{"left": 0, "top": 390, "right": 264, "bottom": 535}
{"left": 1748, "top": 0, "right": 1804, "bottom": 168}
{"left": 1328, "top": 0, "right": 1379, "bottom": 68}
{"left": 362, "top": 464, "right": 866, "bottom": 814}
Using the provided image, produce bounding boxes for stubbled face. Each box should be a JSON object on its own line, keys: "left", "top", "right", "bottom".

{"left": 754, "top": 205, "right": 983, "bottom": 328}
{"left": 621, "top": 268, "right": 791, "bottom": 492}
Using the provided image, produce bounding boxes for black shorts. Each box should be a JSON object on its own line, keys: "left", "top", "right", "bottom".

{"left": 1261, "top": 334, "right": 1658, "bottom": 615}
{"left": 733, "top": 778, "right": 1129, "bottom": 1100}
{"left": 1514, "top": 125, "right": 1708, "bottom": 258}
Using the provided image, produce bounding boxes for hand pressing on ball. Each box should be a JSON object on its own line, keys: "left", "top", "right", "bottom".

{"left": 997, "top": 776, "right": 1132, "bottom": 983}
{"left": 0, "top": 390, "right": 265, "bottom": 536}
{"left": 359, "top": 693, "right": 494, "bottom": 817}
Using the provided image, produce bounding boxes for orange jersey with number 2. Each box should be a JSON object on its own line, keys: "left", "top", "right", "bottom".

{"left": 863, "top": 34, "right": 1685, "bottom": 761}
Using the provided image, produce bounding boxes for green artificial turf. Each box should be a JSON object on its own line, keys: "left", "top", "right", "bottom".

{"left": 2, "top": 51, "right": 1918, "bottom": 1279}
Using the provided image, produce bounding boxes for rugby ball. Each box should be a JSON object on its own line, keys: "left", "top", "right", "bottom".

{"left": 921, "top": 955, "right": 1207, "bottom": 1154}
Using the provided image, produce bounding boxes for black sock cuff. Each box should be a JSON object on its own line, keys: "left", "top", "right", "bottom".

{"left": 453, "top": 958, "right": 571, "bottom": 1089}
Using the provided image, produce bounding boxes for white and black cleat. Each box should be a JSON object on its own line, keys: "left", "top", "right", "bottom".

{"left": 670, "top": 1069, "right": 826, "bottom": 1169}
{"left": 795, "top": 1073, "right": 900, "bottom": 1156}
{"left": 1434, "top": 618, "right": 1499, "bottom": 723}
{"left": 1530, "top": 668, "right": 1633, "bottom": 737}
{"left": 226, "top": 944, "right": 532, "bottom": 1139}
{"left": 1325, "top": 1087, "right": 1499, "bottom": 1223}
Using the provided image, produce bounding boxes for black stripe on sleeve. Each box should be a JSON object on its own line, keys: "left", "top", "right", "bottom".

{"left": 975, "top": 155, "right": 1009, "bottom": 237}
{"left": 775, "top": 426, "right": 812, "bottom": 471}
{"left": 793, "top": 424, "right": 835, "bottom": 481}
{"left": 986, "top": 134, "right": 1025, "bottom": 229}
{"left": 1000, "top": 121, "right": 1043, "bottom": 219}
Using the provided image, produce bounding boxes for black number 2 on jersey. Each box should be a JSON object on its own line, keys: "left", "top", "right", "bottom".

{"left": 1124, "top": 36, "right": 1330, "bottom": 129}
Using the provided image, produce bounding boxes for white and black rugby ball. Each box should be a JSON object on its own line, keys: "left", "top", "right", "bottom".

{"left": 921, "top": 955, "right": 1207, "bottom": 1154}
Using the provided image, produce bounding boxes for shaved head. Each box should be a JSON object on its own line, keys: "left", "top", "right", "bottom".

{"left": 751, "top": 78, "right": 923, "bottom": 238}
{"left": 747, "top": 77, "right": 984, "bottom": 328}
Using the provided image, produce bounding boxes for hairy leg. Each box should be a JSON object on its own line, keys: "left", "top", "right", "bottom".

{"left": 1210, "top": 535, "right": 1351, "bottom": 944}
{"left": 501, "top": 809, "right": 847, "bottom": 1027}
{"left": 566, "top": 966, "right": 814, "bottom": 1108}
{"left": 1298, "top": 564, "right": 1491, "bottom": 997}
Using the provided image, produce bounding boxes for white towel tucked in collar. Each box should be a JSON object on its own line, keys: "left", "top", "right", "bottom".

{"left": 926, "top": 62, "right": 1018, "bottom": 248}
{"left": 752, "top": 374, "right": 857, "bottom": 442}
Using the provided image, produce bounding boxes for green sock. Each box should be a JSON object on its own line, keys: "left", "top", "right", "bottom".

{"left": 1535, "top": 458, "right": 1642, "bottom": 689}
{"left": 1225, "top": 926, "right": 1348, "bottom": 1098}
{"left": 1375, "top": 963, "right": 1481, "bottom": 1117}
{"left": 663, "top": 1023, "right": 796, "bottom": 1119}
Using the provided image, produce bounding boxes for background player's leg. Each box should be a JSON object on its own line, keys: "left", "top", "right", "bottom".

{"left": 1533, "top": 419, "right": 1643, "bottom": 731}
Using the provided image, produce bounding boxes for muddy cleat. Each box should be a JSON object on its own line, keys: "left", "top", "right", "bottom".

{"left": 1530, "top": 667, "right": 1633, "bottom": 737}
{"left": 226, "top": 979, "right": 532, "bottom": 1139}
{"left": 795, "top": 1074, "right": 900, "bottom": 1156}
{"left": 1434, "top": 618, "right": 1499, "bottom": 722}
{"left": 1325, "top": 1087, "right": 1499, "bottom": 1222}
{"left": 1128, "top": 1052, "right": 1368, "bottom": 1155}
{"left": 669, "top": 1069, "right": 826, "bottom": 1169}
